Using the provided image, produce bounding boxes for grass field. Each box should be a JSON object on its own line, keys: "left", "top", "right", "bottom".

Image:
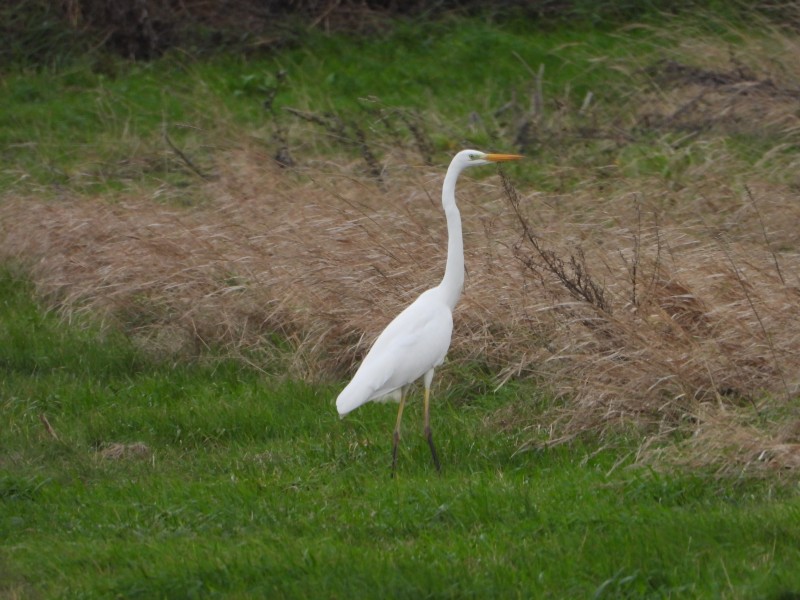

{"left": 0, "top": 16, "right": 719, "bottom": 193}
{"left": 3, "top": 7, "right": 800, "bottom": 598}
{"left": 2, "top": 269, "right": 800, "bottom": 598}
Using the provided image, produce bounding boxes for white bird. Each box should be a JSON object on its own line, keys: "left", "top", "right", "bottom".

{"left": 336, "top": 149, "right": 523, "bottom": 474}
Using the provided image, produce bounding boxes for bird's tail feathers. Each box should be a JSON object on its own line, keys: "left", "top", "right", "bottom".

{"left": 336, "top": 378, "right": 376, "bottom": 417}
{"left": 336, "top": 369, "right": 403, "bottom": 416}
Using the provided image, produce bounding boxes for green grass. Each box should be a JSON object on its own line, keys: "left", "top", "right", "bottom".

{"left": 5, "top": 13, "right": 799, "bottom": 196}
{"left": 4, "top": 12, "right": 800, "bottom": 597}
{"left": 274, "top": 21, "right": 631, "bottom": 110}
{"left": 0, "top": 19, "right": 660, "bottom": 193}
{"left": 3, "top": 270, "right": 800, "bottom": 598}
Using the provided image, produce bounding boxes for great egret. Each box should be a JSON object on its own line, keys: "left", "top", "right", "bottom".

{"left": 336, "top": 149, "right": 523, "bottom": 474}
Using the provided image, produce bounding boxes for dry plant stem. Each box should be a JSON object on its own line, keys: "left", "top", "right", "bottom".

{"left": 284, "top": 107, "right": 333, "bottom": 130}
{"left": 511, "top": 51, "right": 544, "bottom": 120}
{"left": 162, "top": 124, "right": 211, "bottom": 180}
{"left": 644, "top": 209, "right": 663, "bottom": 307}
{"left": 264, "top": 71, "right": 295, "bottom": 167}
{"left": 397, "top": 110, "right": 434, "bottom": 165}
{"left": 510, "top": 52, "right": 546, "bottom": 149}
{"left": 501, "top": 171, "right": 609, "bottom": 313}
{"left": 630, "top": 198, "right": 642, "bottom": 308}
{"left": 284, "top": 107, "right": 384, "bottom": 185}
{"left": 715, "top": 233, "right": 790, "bottom": 405}
{"left": 39, "top": 414, "right": 59, "bottom": 441}
{"left": 352, "top": 124, "right": 383, "bottom": 184}
{"left": 745, "top": 184, "right": 785, "bottom": 285}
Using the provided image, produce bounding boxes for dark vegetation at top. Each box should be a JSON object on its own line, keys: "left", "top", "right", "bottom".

{"left": 3, "top": 0, "right": 799, "bottom": 67}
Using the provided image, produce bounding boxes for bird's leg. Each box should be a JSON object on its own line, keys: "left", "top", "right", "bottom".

{"left": 423, "top": 381, "right": 441, "bottom": 473}
{"left": 391, "top": 388, "right": 407, "bottom": 478}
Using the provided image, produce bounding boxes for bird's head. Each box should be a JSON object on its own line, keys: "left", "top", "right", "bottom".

{"left": 457, "top": 149, "right": 524, "bottom": 168}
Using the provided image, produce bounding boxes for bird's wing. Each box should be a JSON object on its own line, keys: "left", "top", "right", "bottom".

{"left": 336, "top": 291, "right": 453, "bottom": 416}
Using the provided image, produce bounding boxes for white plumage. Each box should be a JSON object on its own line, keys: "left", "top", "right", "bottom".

{"left": 336, "top": 288, "right": 453, "bottom": 415}
{"left": 335, "top": 149, "right": 523, "bottom": 474}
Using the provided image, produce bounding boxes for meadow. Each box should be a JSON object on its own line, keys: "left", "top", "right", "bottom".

{"left": 2, "top": 268, "right": 799, "bottom": 597}
{"left": 2, "top": 6, "right": 800, "bottom": 598}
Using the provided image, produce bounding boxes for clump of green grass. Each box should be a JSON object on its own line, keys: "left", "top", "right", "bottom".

{"left": 2, "top": 270, "right": 800, "bottom": 598}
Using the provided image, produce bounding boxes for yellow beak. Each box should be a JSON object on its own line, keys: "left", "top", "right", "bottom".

{"left": 485, "top": 153, "right": 524, "bottom": 162}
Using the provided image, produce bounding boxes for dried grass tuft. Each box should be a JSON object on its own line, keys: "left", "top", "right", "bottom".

{"left": 505, "top": 176, "right": 800, "bottom": 438}
{"left": 643, "top": 405, "right": 800, "bottom": 477}
{"left": 0, "top": 149, "right": 538, "bottom": 377}
{"left": 98, "top": 442, "right": 151, "bottom": 460}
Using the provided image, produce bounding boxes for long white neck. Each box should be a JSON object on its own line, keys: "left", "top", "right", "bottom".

{"left": 438, "top": 161, "right": 465, "bottom": 309}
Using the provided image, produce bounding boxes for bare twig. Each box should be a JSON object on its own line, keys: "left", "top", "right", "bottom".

{"left": 262, "top": 70, "right": 295, "bottom": 167}
{"left": 631, "top": 197, "right": 642, "bottom": 308}
{"left": 285, "top": 107, "right": 340, "bottom": 132}
{"left": 644, "top": 207, "right": 663, "bottom": 307}
{"left": 397, "top": 110, "right": 434, "bottom": 165}
{"left": 351, "top": 123, "right": 382, "bottom": 184}
{"left": 285, "top": 107, "right": 383, "bottom": 185}
{"left": 502, "top": 170, "right": 610, "bottom": 313}
{"left": 162, "top": 124, "right": 211, "bottom": 180}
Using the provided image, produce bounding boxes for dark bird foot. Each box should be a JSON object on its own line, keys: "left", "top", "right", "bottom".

{"left": 425, "top": 426, "right": 441, "bottom": 473}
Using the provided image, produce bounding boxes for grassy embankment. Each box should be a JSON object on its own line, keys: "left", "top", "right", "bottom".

{"left": 3, "top": 12, "right": 800, "bottom": 598}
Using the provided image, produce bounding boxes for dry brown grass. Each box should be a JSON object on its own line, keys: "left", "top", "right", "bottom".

{"left": 0, "top": 149, "right": 536, "bottom": 375}
{"left": 506, "top": 176, "right": 800, "bottom": 451}
{"left": 3, "top": 142, "right": 800, "bottom": 474}
{"left": 3, "top": 15, "right": 800, "bottom": 475}
{"left": 97, "top": 442, "right": 151, "bottom": 460}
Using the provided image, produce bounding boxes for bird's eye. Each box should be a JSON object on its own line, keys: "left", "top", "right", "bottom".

{"left": 468, "top": 153, "right": 479, "bottom": 161}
